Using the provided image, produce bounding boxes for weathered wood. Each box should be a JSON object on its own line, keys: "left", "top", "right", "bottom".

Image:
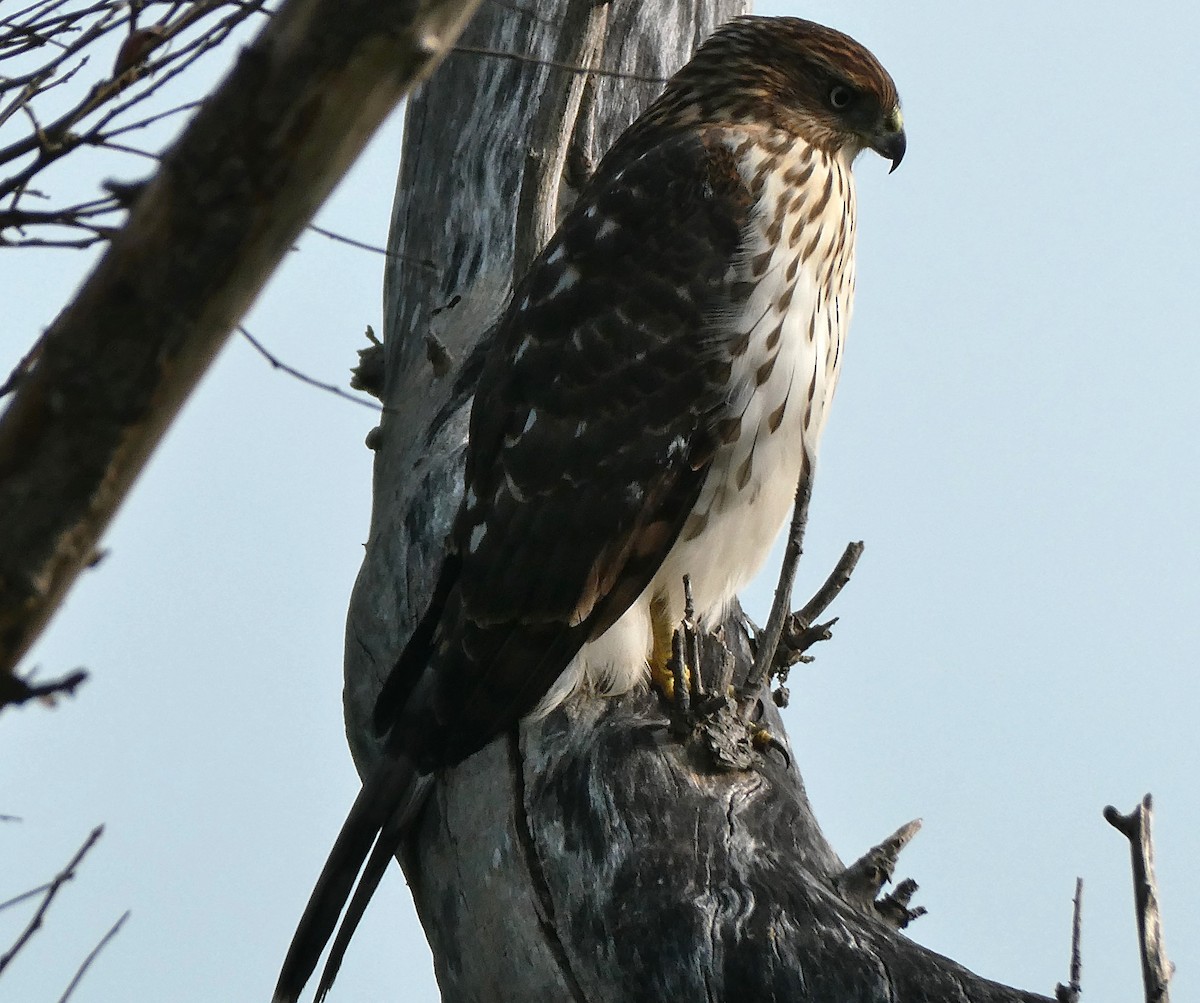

{"left": 1106, "top": 796, "right": 1173, "bottom": 1003}
{"left": 345, "top": 4, "right": 1055, "bottom": 1000}
{"left": 0, "top": 0, "right": 482, "bottom": 687}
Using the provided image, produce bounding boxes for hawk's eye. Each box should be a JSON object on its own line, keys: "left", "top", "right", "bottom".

{"left": 828, "top": 85, "right": 854, "bottom": 111}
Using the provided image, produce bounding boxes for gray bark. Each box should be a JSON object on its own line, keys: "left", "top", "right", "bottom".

{"left": 344, "top": 3, "right": 1053, "bottom": 1000}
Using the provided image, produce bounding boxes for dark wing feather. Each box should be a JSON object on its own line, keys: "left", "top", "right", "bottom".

{"left": 381, "top": 131, "right": 752, "bottom": 768}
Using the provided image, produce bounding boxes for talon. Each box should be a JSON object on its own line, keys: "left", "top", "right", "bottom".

{"left": 751, "top": 727, "right": 791, "bottom": 768}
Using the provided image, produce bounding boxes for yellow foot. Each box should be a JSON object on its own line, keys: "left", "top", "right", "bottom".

{"left": 751, "top": 726, "right": 791, "bottom": 768}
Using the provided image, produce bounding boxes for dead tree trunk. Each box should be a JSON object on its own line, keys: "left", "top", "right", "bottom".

{"left": 344, "top": 3, "right": 1053, "bottom": 1000}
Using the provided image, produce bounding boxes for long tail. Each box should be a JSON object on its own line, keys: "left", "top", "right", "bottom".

{"left": 273, "top": 754, "right": 433, "bottom": 1003}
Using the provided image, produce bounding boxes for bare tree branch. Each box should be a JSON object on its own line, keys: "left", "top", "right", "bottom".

{"left": 1105, "top": 795, "right": 1173, "bottom": 1003}
{"left": 0, "top": 825, "right": 104, "bottom": 977}
{"left": 56, "top": 909, "right": 129, "bottom": 1003}
{"left": 238, "top": 325, "right": 384, "bottom": 413}
{"left": 0, "top": 665, "right": 88, "bottom": 711}
{"left": 739, "top": 451, "right": 813, "bottom": 706}
{"left": 0, "top": 0, "right": 484, "bottom": 686}
{"left": 1055, "top": 878, "right": 1083, "bottom": 1003}
{"left": 0, "top": 1, "right": 272, "bottom": 246}
{"left": 0, "top": 882, "right": 54, "bottom": 913}
{"left": 307, "top": 221, "right": 438, "bottom": 269}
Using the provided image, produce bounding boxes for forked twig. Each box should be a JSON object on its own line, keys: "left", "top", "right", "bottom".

{"left": 0, "top": 825, "right": 104, "bottom": 976}
{"left": 739, "top": 452, "right": 813, "bottom": 707}
{"left": 0, "top": 665, "right": 88, "bottom": 712}
{"left": 739, "top": 449, "right": 864, "bottom": 710}
{"left": 238, "top": 326, "right": 384, "bottom": 413}
{"left": 836, "top": 818, "right": 925, "bottom": 929}
{"left": 0, "top": 0, "right": 270, "bottom": 246}
{"left": 1105, "top": 795, "right": 1172, "bottom": 1003}
{"left": 793, "top": 540, "right": 864, "bottom": 631}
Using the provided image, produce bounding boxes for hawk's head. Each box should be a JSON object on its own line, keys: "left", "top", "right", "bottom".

{"left": 646, "top": 16, "right": 905, "bottom": 171}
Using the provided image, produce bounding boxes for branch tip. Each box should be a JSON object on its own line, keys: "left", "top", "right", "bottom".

{"left": 836, "top": 818, "right": 924, "bottom": 926}
{"left": 0, "top": 824, "right": 105, "bottom": 977}
{"left": 1054, "top": 877, "right": 1083, "bottom": 1003}
{"left": 1106, "top": 794, "right": 1172, "bottom": 1003}
{"left": 0, "top": 666, "right": 89, "bottom": 713}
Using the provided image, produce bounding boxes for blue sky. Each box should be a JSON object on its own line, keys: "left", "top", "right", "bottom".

{"left": 3, "top": 2, "right": 1196, "bottom": 1000}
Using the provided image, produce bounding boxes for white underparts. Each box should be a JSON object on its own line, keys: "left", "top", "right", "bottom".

{"left": 533, "top": 134, "right": 858, "bottom": 718}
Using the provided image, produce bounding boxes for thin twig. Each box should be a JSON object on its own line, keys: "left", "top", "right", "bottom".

{"left": 669, "top": 623, "right": 688, "bottom": 719}
{"left": 0, "top": 665, "right": 88, "bottom": 710}
{"left": 237, "top": 325, "right": 383, "bottom": 412}
{"left": 0, "top": 232, "right": 105, "bottom": 248}
{"left": 102, "top": 98, "right": 201, "bottom": 138}
{"left": 90, "top": 137, "right": 159, "bottom": 160}
{"left": 1069, "top": 877, "right": 1083, "bottom": 991}
{"left": 0, "top": 825, "right": 105, "bottom": 977}
{"left": 1055, "top": 878, "right": 1083, "bottom": 1002}
{"left": 769, "top": 537, "right": 864, "bottom": 673}
{"left": 307, "top": 222, "right": 438, "bottom": 270}
{"left": 793, "top": 540, "right": 864, "bottom": 628}
{"left": 0, "top": 0, "right": 270, "bottom": 245}
{"left": 450, "top": 43, "right": 669, "bottom": 85}
{"left": 0, "top": 337, "right": 42, "bottom": 396}
{"left": 56, "top": 909, "right": 130, "bottom": 1003}
{"left": 0, "top": 882, "right": 53, "bottom": 912}
{"left": 739, "top": 452, "right": 813, "bottom": 706}
{"left": 1104, "top": 795, "right": 1172, "bottom": 1003}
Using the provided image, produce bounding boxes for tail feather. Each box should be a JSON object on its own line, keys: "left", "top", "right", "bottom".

{"left": 313, "top": 776, "right": 428, "bottom": 1001}
{"left": 273, "top": 754, "right": 431, "bottom": 1003}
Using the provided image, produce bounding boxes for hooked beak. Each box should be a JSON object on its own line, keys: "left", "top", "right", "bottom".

{"left": 871, "top": 106, "right": 906, "bottom": 173}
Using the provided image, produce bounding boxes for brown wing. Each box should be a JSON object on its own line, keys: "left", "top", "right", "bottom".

{"left": 378, "top": 131, "right": 753, "bottom": 769}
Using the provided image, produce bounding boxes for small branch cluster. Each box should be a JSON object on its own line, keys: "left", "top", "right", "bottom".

{"left": 0, "top": 825, "right": 128, "bottom": 1001}
{"left": 767, "top": 539, "right": 863, "bottom": 707}
{"left": 664, "top": 576, "right": 751, "bottom": 768}
{"left": 836, "top": 819, "right": 927, "bottom": 929}
{"left": 663, "top": 530, "right": 863, "bottom": 771}
{"left": 0, "top": 0, "right": 271, "bottom": 249}
{"left": 0, "top": 663, "right": 87, "bottom": 713}
{"left": 734, "top": 454, "right": 863, "bottom": 712}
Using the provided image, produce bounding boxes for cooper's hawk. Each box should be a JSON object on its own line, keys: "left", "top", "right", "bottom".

{"left": 276, "top": 16, "right": 904, "bottom": 1001}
